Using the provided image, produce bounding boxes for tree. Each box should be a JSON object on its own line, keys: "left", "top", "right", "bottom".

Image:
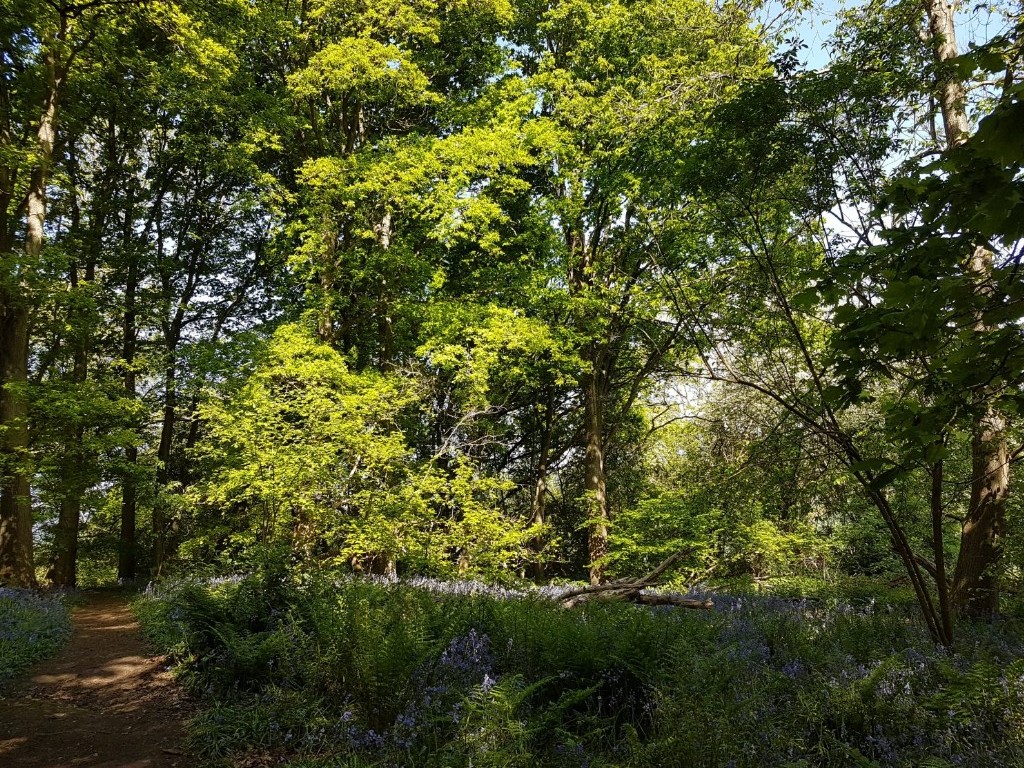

{"left": 512, "top": 0, "right": 769, "bottom": 582}
{"left": 187, "top": 323, "right": 539, "bottom": 578}
{"left": 667, "top": 5, "right": 1022, "bottom": 642}
{"left": 0, "top": 0, "right": 114, "bottom": 586}
{"left": 830, "top": 16, "right": 1024, "bottom": 618}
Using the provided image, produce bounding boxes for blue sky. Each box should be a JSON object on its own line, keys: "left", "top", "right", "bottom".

{"left": 787, "top": 0, "right": 1014, "bottom": 71}
{"left": 794, "top": 0, "right": 847, "bottom": 70}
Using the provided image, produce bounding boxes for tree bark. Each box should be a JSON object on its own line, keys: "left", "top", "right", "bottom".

{"left": 930, "top": 454, "right": 954, "bottom": 641}
{"left": 559, "top": 551, "right": 711, "bottom": 608}
{"left": 153, "top": 356, "right": 177, "bottom": 578}
{"left": 567, "top": 213, "right": 612, "bottom": 586}
{"left": 952, "top": 404, "right": 1008, "bottom": 616}
{"left": 317, "top": 218, "right": 337, "bottom": 344}
{"left": 153, "top": 231, "right": 202, "bottom": 577}
{"left": 924, "top": 0, "right": 970, "bottom": 148}
{"left": 0, "top": 304, "right": 34, "bottom": 587}
{"left": 49, "top": 493, "right": 81, "bottom": 587}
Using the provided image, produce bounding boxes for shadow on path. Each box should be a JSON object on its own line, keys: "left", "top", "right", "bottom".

{"left": 0, "top": 591, "right": 191, "bottom": 768}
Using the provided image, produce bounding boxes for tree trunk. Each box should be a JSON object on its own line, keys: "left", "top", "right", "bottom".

{"left": 583, "top": 366, "right": 608, "bottom": 585}
{"left": 317, "top": 217, "right": 337, "bottom": 344}
{"left": 118, "top": 243, "right": 139, "bottom": 583}
{"left": 567, "top": 216, "right": 611, "bottom": 586}
{"left": 529, "top": 474, "right": 548, "bottom": 581}
{"left": 952, "top": 406, "right": 1008, "bottom": 616}
{"left": 930, "top": 453, "right": 954, "bottom": 641}
{"left": 47, "top": 150, "right": 102, "bottom": 588}
{"left": 0, "top": 305, "right": 34, "bottom": 587}
{"left": 48, "top": 252, "right": 93, "bottom": 588}
{"left": 0, "top": 33, "right": 62, "bottom": 587}
{"left": 924, "top": 0, "right": 969, "bottom": 148}
{"left": 559, "top": 551, "right": 712, "bottom": 608}
{"left": 923, "top": 0, "right": 1010, "bottom": 618}
{"left": 119, "top": 446, "right": 138, "bottom": 582}
{"left": 153, "top": 357, "right": 177, "bottom": 578}
{"left": 48, "top": 493, "right": 81, "bottom": 587}
{"left": 528, "top": 394, "right": 554, "bottom": 581}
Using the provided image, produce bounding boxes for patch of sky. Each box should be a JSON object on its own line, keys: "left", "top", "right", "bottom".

{"left": 786, "top": 0, "right": 1016, "bottom": 72}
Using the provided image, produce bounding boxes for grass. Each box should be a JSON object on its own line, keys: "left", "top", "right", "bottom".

{"left": 136, "top": 570, "right": 1024, "bottom": 767}
{"left": 0, "top": 588, "right": 73, "bottom": 688}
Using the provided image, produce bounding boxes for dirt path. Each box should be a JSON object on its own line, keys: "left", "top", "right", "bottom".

{"left": 0, "top": 591, "right": 191, "bottom": 768}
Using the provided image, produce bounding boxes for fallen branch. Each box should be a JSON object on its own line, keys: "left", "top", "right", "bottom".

{"left": 635, "top": 592, "right": 714, "bottom": 609}
{"left": 558, "top": 552, "right": 712, "bottom": 609}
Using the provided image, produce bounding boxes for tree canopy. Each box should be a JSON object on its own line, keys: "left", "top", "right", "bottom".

{"left": 1, "top": 0, "right": 1022, "bottom": 646}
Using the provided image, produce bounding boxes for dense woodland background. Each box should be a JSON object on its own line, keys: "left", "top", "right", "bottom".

{"left": 1, "top": 0, "right": 1023, "bottom": 649}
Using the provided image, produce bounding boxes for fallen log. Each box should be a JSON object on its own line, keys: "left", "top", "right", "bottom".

{"left": 558, "top": 551, "right": 712, "bottom": 609}
{"left": 634, "top": 592, "right": 714, "bottom": 609}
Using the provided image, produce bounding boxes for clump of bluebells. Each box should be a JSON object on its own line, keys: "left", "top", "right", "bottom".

{"left": 0, "top": 587, "right": 72, "bottom": 686}
{"left": 137, "top": 571, "right": 1024, "bottom": 767}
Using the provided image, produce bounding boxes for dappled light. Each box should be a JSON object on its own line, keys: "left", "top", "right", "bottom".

{"left": 0, "top": 595, "right": 188, "bottom": 767}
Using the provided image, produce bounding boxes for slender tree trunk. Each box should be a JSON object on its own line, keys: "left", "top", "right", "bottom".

{"left": 923, "top": 0, "right": 1010, "bottom": 617}
{"left": 119, "top": 446, "right": 138, "bottom": 581}
{"left": 375, "top": 211, "right": 394, "bottom": 365}
{"left": 530, "top": 473, "right": 548, "bottom": 580}
{"left": 930, "top": 453, "right": 954, "bottom": 642}
{"left": 48, "top": 246, "right": 93, "bottom": 588}
{"left": 582, "top": 366, "right": 608, "bottom": 585}
{"left": 317, "top": 218, "right": 337, "bottom": 344}
{"left": 181, "top": 394, "right": 203, "bottom": 486}
{"left": 529, "top": 394, "right": 554, "bottom": 581}
{"left": 118, "top": 246, "right": 139, "bottom": 582}
{"left": 153, "top": 356, "right": 177, "bottom": 578}
{"left": 47, "top": 146, "right": 103, "bottom": 588}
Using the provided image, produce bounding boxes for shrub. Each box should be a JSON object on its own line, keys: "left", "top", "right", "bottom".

{"left": 0, "top": 588, "right": 72, "bottom": 687}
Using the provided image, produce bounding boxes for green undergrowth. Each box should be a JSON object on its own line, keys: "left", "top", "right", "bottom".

{"left": 136, "top": 570, "right": 1024, "bottom": 767}
{"left": 0, "top": 588, "right": 73, "bottom": 688}
{"left": 710, "top": 575, "right": 920, "bottom": 606}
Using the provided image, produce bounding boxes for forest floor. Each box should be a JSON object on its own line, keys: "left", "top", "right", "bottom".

{"left": 0, "top": 591, "right": 192, "bottom": 768}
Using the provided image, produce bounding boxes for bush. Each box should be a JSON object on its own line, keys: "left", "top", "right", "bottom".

{"left": 0, "top": 588, "right": 72, "bottom": 687}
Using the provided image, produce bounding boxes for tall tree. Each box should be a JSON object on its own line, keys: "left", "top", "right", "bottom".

{"left": 669, "top": 4, "right": 1022, "bottom": 642}
{"left": 515, "top": 0, "right": 768, "bottom": 582}
{"left": 0, "top": 0, "right": 101, "bottom": 585}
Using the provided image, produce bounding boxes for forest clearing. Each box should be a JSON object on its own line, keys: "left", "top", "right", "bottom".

{"left": 1, "top": 0, "right": 1023, "bottom": 764}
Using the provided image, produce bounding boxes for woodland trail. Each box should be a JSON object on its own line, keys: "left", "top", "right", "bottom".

{"left": 0, "top": 591, "right": 191, "bottom": 768}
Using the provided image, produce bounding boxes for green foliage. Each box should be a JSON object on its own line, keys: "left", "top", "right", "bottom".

{"left": 139, "top": 573, "right": 1024, "bottom": 766}
{"left": 811, "top": 16, "right": 1024, "bottom": 474}
{"left": 609, "top": 396, "right": 845, "bottom": 586}
{"left": 288, "top": 40, "right": 437, "bottom": 106}
{"left": 190, "top": 323, "right": 415, "bottom": 557}
{"left": 185, "top": 323, "right": 538, "bottom": 578}
{"left": 731, "top": 518, "right": 827, "bottom": 578}
{"left": 3, "top": 0, "right": 1021, "bottom": 698}
{"left": 0, "top": 589, "right": 72, "bottom": 688}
